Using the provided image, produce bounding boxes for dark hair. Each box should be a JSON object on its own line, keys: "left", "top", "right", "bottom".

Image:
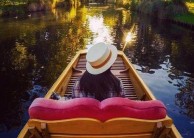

{"left": 79, "top": 69, "right": 121, "bottom": 101}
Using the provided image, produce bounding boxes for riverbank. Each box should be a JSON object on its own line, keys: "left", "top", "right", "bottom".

{"left": 172, "top": 13, "right": 194, "bottom": 29}
{"left": 172, "top": 1, "right": 194, "bottom": 29}
{"left": 0, "top": 4, "right": 27, "bottom": 17}
{"left": 0, "top": 0, "right": 69, "bottom": 17}
{"left": 131, "top": 0, "right": 194, "bottom": 30}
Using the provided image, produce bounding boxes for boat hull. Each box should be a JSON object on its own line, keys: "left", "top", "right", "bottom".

{"left": 18, "top": 50, "right": 182, "bottom": 138}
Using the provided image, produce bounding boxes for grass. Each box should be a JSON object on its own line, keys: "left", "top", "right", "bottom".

{"left": 0, "top": 2, "right": 26, "bottom": 6}
{"left": 174, "top": 12, "right": 194, "bottom": 24}
{"left": 0, "top": 4, "right": 27, "bottom": 17}
{"left": 186, "top": 2, "right": 194, "bottom": 13}
{"left": 173, "top": 2, "right": 194, "bottom": 25}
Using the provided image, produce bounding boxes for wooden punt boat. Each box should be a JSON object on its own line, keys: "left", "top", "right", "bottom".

{"left": 18, "top": 50, "right": 182, "bottom": 138}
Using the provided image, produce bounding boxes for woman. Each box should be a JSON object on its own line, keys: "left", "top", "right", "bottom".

{"left": 72, "top": 42, "right": 125, "bottom": 101}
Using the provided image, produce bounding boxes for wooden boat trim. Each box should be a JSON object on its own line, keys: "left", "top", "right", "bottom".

{"left": 44, "top": 50, "right": 86, "bottom": 99}
{"left": 118, "top": 51, "right": 156, "bottom": 100}
{"left": 27, "top": 117, "right": 172, "bottom": 132}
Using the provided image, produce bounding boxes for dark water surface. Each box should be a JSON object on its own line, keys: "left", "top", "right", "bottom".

{"left": 0, "top": 5, "right": 194, "bottom": 138}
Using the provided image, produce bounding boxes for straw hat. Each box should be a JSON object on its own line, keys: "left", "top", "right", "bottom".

{"left": 86, "top": 42, "right": 118, "bottom": 75}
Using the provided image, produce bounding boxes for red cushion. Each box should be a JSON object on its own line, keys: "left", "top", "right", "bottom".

{"left": 29, "top": 98, "right": 101, "bottom": 120}
{"left": 29, "top": 97, "right": 166, "bottom": 121}
{"left": 101, "top": 97, "right": 166, "bottom": 120}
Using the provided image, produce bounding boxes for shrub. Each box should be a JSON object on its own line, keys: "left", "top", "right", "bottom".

{"left": 1, "top": 4, "right": 27, "bottom": 17}
{"left": 130, "top": 0, "right": 139, "bottom": 11}
{"left": 137, "top": 0, "right": 188, "bottom": 19}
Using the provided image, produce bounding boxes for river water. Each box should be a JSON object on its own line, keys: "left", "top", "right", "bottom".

{"left": 0, "top": 4, "right": 194, "bottom": 138}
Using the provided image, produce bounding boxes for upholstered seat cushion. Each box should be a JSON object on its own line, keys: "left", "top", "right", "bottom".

{"left": 29, "top": 97, "right": 167, "bottom": 121}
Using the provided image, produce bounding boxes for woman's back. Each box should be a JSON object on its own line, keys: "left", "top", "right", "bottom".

{"left": 72, "top": 42, "right": 125, "bottom": 101}
{"left": 79, "top": 69, "right": 123, "bottom": 101}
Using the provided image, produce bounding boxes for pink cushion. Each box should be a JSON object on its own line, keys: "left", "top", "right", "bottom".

{"left": 29, "top": 97, "right": 166, "bottom": 121}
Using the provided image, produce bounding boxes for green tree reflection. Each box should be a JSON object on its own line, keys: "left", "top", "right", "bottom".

{"left": 131, "top": 15, "right": 170, "bottom": 72}
{"left": 0, "top": 5, "right": 90, "bottom": 131}
{"left": 175, "top": 78, "right": 194, "bottom": 118}
{"left": 170, "top": 31, "right": 194, "bottom": 118}
{"left": 0, "top": 38, "right": 33, "bottom": 131}
{"left": 128, "top": 14, "right": 194, "bottom": 119}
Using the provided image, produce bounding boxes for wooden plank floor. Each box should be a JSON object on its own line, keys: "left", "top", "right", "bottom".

{"left": 64, "top": 55, "right": 138, "bottom": 100}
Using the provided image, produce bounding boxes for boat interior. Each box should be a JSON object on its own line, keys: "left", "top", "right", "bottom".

{"left": 18, "top": 51, "right": 181, "bottom": 138}
{"left": 63, "top": 54, "right": 139, "bottom": 100}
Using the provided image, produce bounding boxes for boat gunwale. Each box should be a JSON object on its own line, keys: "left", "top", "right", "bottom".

{"left": 18, "top": 50, "right": 182, "bottom": 138}
{"left": 26, "top": 117, "right": 173, "bottom": 135}
{"left": 27, "top": 116, "right": 173, "bottom": 124}
{"left": 45, "top": 50, "right": 86, "bottom": 99}
{"left": 118, "top": 51, "right": 156, "bottom": 100}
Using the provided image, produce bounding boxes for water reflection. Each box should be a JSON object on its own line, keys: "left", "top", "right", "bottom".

{"left": 0, "top": 38, "right": 33, "bottom": 131}
{"left": 0, "top": 4, "right": 194, "bottom": 138}
{"left": 88, "top": 15, "right": 112, "bottom": 43}
{"left": 169, "top": 37, "right": 194, "bottom": 119}
{"left": 130, "top": 15, "right": 169, "bottom": 71}
{"left": 0, "top": 6, "right": 90, "bottom": 134}
{"left": 175, "top": 78, "right": 194, "bottom": 118}
{"left": 125, "top": 14, "right": 194, "bottom": 137}
{"left": 127, "top": 14, "right": 194, "bottom": 118}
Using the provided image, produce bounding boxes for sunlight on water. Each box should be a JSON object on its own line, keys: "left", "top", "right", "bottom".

{"left": 125, "top": 32, "right": 133, "bottom": 42}
{"left": 88, "top": 15, "right": 113, "bottom": 44}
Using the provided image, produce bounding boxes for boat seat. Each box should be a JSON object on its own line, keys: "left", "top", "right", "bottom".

{"left": 26, "top": 97, "right": 173, "bottom": 138}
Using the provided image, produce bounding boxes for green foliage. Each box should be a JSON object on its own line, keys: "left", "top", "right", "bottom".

{"left": 185, "top": 0, "right": 194, "bottom": 2}
{"left": 137, "top": 0, "right": 188, "bottom": 19}
{"left": 186, "top": 1, "right": 194, "bottom": 13}
{"left": 123, "top": 3, "right": 130, "bottom": 9}
{"left": 130, "top": 0, "right": 138, "bottom": 11}
{"left": 0, "top": 0, "right": 28, "bottom": 17}
{"left": 1, "top": 4, "right": 27, "bottom": 17}
{"left": 27, "top": 0, "right": 52, "bottom": 4}
{"left": 137, "top": 0, "right": 153, "bottom": 15}
{"left": 0, "top": 0, "right": 28, "bottom": 6}
{"left": 0, "top": 0, "right": 55, "bottom": 16}
{"left": 174, "top": 12, "right": 194, "bottom": 24}
{"left": 172, "top": 0, "right": 185, "bottom": 5}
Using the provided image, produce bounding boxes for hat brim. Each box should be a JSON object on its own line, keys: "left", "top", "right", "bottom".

{"left": 86, "top": 44, "right": 117, "bottom": 75}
